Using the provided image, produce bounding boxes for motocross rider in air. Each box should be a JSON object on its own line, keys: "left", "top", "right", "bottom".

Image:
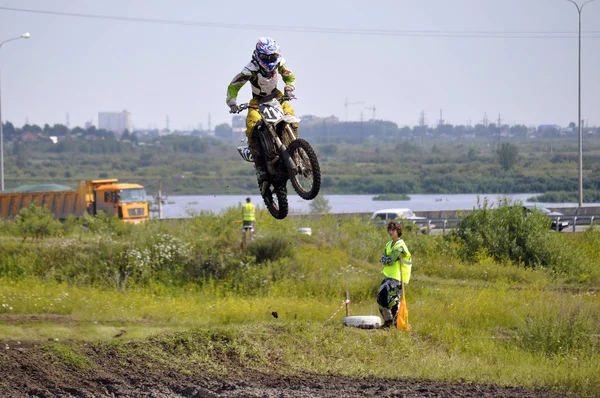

{"left": 226, "top": 37, "right": 298, "bottom": 194}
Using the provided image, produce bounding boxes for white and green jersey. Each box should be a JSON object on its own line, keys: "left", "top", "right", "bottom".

{"left": 226, "top": 58, "right": 296, "bottom": 106}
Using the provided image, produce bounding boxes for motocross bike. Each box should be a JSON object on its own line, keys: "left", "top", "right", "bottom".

{"left": 234, "top": 94, "right": 321, "bottom": 220}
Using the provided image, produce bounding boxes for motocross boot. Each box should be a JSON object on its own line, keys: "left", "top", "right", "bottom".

{"left": 249, "top": 136, "right": 269, "bottom": 195}
{"left": 379, "top": 307, "right": 394, "bottom": 329}
{"left": 380, "top": 320, "right": 393, "bottom": 329}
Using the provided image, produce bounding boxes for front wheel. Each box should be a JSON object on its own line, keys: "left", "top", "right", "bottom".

{"left": 261, "top": 183, "right": 289, "bottom": 220}
{"left": 287, "top": 139, "right": 321, "bottom": 200}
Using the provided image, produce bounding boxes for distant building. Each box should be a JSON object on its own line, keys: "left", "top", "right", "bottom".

{"left": 231, "top": 115, "right": 245, "bottom": 139}
{"left": 301, "top": 115, "right": 339, "bottom": 126}
{"left": 232, "top": 115, "right": 245, "bottom": 133}
{"left": 20, "top": 132, "right": 37, "bottom": 142}
{"left": 537, "top": 124, "right": 561, "bottom": 132}
{"left": 98, "top": 110, "right": 133, "bottom": 134}
{"left": 561, "top": 126, "right": 575, "bottom": 134}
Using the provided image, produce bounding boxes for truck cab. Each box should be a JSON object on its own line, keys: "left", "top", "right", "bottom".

{"left": 82, "top": 180, "right": 149, "bottom": 224}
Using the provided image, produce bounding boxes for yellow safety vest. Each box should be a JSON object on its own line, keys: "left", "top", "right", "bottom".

{"left": 382, "top": 239, "right": 412, "bottom": 283}
{"left": 242, "top": 202, "right": 255, "bottom": 222}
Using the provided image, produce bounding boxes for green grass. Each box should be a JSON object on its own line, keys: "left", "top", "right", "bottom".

{"left": 0, "top": 208, "right": 600, "bottom": 397}
{"left": 43, "top": 343, "right": 95, "bottom": 371}
{"left": 1, "top": 276, "right": 598, "bottom": 397}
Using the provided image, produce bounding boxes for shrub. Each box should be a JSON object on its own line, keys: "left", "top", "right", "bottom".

{"left": 248, "top": 235, "right": 294, "bottom": 264}
{"left": 15, "top": 203, "right": 62, "bottom": 241}
{"left": 516, "top": 295, "right": 598, "bottom": 357}
{"left": 309, "top": 196, "right": 331, "bottom": 214}
{"left": 82, "top": 211, "right": 134, "bottom": 237}
{"left": 451, "top": 197, "right": 565, "bottom": 270}
{"left": 0, "top": 218, "right": 15, "bottom": 236}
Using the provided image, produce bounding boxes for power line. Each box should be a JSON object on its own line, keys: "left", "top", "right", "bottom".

{"left": 1, "top": 6, "right": 600, "bottom": 39}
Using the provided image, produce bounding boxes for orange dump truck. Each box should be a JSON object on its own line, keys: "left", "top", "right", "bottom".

{"left": 0, "top": 179, "right": 149, "bottom": 224}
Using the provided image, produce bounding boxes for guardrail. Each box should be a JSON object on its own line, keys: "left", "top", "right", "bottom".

{"left": 554, "top": 215, "right": 597, "bottom": 232}
{"left": 412, "top": 215, "right": 599, "bottom": 234}
{"left": 412, "top": 219, "right": 458, "bottom": 234}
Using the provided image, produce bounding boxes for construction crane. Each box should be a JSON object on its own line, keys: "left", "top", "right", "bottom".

{"left": 364, "top": 105, "right": 376, "bottom": 120}
{"left": 344, "top": 97, "right": 365, "bottom": 121}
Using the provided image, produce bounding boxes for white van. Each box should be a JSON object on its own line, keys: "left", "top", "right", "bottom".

{"left": 370, "top": 208, "right": 425, "bottom": 227}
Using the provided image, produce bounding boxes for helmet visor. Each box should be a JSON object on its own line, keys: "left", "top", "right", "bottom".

{"left": 258, "top": 52, "right": 279, "bottom": 63}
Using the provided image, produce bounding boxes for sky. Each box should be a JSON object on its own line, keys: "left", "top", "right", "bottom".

{"left": 0, "top": 0, "right": 599, "bottom": 131}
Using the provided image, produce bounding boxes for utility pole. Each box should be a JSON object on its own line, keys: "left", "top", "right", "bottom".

{"left": 364, "top": 105, "right": 376, "bottom": 120}
{"left": 1, "top": 32, "right": 30, "bottom": 191}
{"left": 166, "top": 115, "right": 170, "bottom": 132}
{"left": 158, "top": 180, "right": 163, "bottom": 219}
{"left": 66, "top": 113, "right": 70, "bottom": 129}
{"left": 344, "top": 97, "right": 365, "bottom": 122}
{"left": 482, "top": 112, "right": 489, "bottom": 134}
{"left": 496, "top": 114, "right": 502, "bottom": 139}
{"left": 566, "top": 0, "right": 597, "bottom": 208}
{"left": 360, "top": 111, "right": 364, "bottom": 142}
{"left": 419, "top": 110, "right": 426, "bottom": 146}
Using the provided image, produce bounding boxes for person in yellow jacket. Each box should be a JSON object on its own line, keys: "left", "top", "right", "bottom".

{"left": 377, "top": 221, "right": 412, "bottom": 328}
{"left": 241, "top": 197, "right": 256, "bottom": 241}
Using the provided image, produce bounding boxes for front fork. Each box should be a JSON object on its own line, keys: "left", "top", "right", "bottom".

{"left": 266, "top": 124, "right": 297, "bottom": 176}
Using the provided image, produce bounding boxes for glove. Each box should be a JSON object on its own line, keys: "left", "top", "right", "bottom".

{"left": 380, "top": 256, "right": 393, "bottom": 265}
{"left": 229, "top": 104, "right": 239, "bottom": 114}
{"left": 283, "top": 85, "right": 295, "bottom": 97}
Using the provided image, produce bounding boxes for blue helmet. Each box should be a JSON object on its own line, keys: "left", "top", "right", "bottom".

{"left": 253, "top": 37, "right": 280, "bottom": 72}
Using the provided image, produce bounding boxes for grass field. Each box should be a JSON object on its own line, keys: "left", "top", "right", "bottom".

{"left": 1, "top": 206, "right": 599, "bottom": 397}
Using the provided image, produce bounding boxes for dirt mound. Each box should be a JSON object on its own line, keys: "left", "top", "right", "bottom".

{"left": 0, "top": 339, "right": 560, "bottom": 398}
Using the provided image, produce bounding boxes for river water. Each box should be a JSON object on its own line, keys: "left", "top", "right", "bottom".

{"left": 153, "top": 193, "right": 598, "bottom": 219}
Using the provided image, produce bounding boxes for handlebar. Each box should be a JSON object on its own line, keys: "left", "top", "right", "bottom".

{"left": 230, "top": 95, "right": 296, "bottom": 114}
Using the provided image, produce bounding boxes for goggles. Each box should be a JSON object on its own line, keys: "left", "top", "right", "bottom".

{"left": 258, "top": 52, "right": 279, "bottom": 63}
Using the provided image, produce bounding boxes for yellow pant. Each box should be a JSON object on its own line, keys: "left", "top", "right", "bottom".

{"left": 245, "top": 100, "right": 296, "bottom": 138}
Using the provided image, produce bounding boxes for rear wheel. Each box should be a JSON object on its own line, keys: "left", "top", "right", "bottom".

{"left": 287, "top": 139, "right": 321, "bottom": 200}
{"left": 261, "top": 183, "right": 288, "bottom": 220}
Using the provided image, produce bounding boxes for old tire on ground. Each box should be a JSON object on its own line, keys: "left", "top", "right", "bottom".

{"left": 342, "top": 315, "right": 382, "bottom": 329}
{"left": 287, "top": 138, "right": 321, "bottom": 200}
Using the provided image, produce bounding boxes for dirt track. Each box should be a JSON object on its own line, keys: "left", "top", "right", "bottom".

{"left": 0, "top": 340, "right": 562, "bottom": 398}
